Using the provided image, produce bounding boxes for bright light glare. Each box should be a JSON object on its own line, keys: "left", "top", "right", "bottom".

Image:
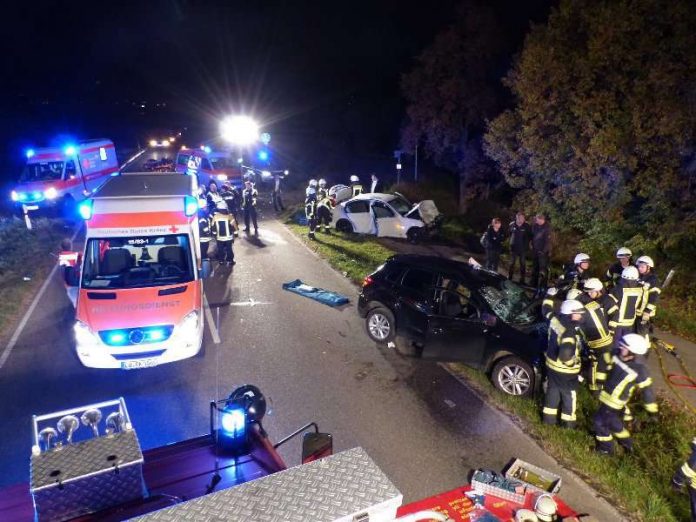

{"left": 78, "top": 200, "right": 93, "bottom": 220}
{"left": 64, "top": 145, "right": 77, "bottom": 156}
{"left": 147, "top": 329, "right": 165, "bottom": 342}
{"left": 220, "top": 116, "right": 259, "bottom": 146}
{"left": 162, "top": 140, "right": 170, "bottom": 147}
{"left": 221, "top": 408, "right": 246, "bottom": 434}
{"left": 204, "top": 146, "right": 212, "bottom": 154}
{"left": 107, "top": 331, "right": 127, "bottom": 345}
{"left": 26, "top": 149, "right": 35, "bottom": 159}
{"left": 11, "top": 191, "right": 18, "bottom": 202}
{"left": 261, "top": 170, "right": 271, "bottom": 179}
{"left": 149, "top": 140, "right": 158, "bottom": 147}
{"left": 184, "top": 195, "right": 198, "bottom": 216}
{"left": 44, "top": 187, "right": 58, "bottom": 200}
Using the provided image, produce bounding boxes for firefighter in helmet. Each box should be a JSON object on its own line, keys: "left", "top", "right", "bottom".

{"left": 605, "top": 247, "right": 632, "bottom": 288}
{"left": 305, "top": 179, "right": 318, "bottom": 240}
{"left": 350, "top": 175, "right": 363, "bottom": 197}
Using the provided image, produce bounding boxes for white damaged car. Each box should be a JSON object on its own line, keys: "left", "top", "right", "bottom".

{"left": 332, "top": 192, "right": 442, "bottom": 241}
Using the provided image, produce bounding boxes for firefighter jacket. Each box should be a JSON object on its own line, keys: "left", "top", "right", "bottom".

{"left": 604, "top": 261, "right": 626, "bottom": 288}
{"left": 607, "top": 280, "right": 643, "bottom": 331}
{"left": 198, "top": 215, "right": 212, "bottom": 243}
{"left": 241, "top": 187, "right": 257, "bottom": 209}
{"left": 599, "top": 356, "right": 642, "bottom": 411}
{"left": 674, "top": 438, "right": 696, "bottom": 490}
{"left": 317, "top": 187, "right": 329, "bottom": 200}
{"left": 220, "top": 187, "right": 240, "bottom": 212}
{"left": 305, "top": 194, "right": 317, "bottom": 219}
{"left": 207, "top": 191, "right": 226, "bottom": 213}
{"left": 542, "top": 292, "right": 560, "bottom": 321}
{"left": 211, "top": 213, "right": 235, "bottom": 241}
{"left": 638, "top": 272, "right": 661, "bottom": 318}
{"left": 546, "top": 316, "right": 582, "bottom": 374}
{"left": 577, "top": 293, "right": 613, "bottom": 349}
{"left": 557, "top": 265, "right": 589, "bottom": 290}
{"left": 351, "top": 183, "right": 363, "bottom": 197}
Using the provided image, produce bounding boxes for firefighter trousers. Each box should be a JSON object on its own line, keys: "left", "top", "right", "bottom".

{"left": 317, "top": 206, "right": 332, "bottom": 231}
{"left": 593, "top": 404, "right": 632, "bottom": 453}
{"left": 587, "top": 347, "right": 612, "bottom": 392}
{"left": 543, "top": 370, "right": 578, "bottom": 428}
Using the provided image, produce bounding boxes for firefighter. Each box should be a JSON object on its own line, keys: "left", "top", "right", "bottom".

{"left": 606, "top": 266, "right": 644, "bottom": 345}
{"left": 558, "top": 253, "right": 591, "bottom": 290}
{"left": 220, "top": 182, "right": 240, "bottom": 235}
{"left": 350, "top": 175, "right": 363, "bottom": 197}
{"left": 206, "top": 181, "right": 224, "bottom": 211}
{"left": 197, "top": 203, "right": 212, "bottom": 260}
{"left": 542, "top": 287, "right": 560, "bottom": 321}
{"left": 210, "top": 207, "right": 235, "bottom": 266}
{"left": 672, "top": 437, "right": 696, "bottom": 520}
{"left": 605, "top": 247, "right": 632, "bottom": 288}
{"left": 636, "top": 255, "right": 661, "bottom": 340}
{"left": 241, "top": 179, "right": 258, "bottom": 235}
{"left": 316, "top": 179, "right": 333, "bottom": 233}
{"left": 593, "top": 333, "right": 650, "bottom": 455}
{"left": 578, "top": 278, "right": 614, "bottom": 394}
{"left": 543, "top": 299, "right": 585, "bottom": 429}
{"left": 305, "top": 179, "right": 318, "bottom": 240}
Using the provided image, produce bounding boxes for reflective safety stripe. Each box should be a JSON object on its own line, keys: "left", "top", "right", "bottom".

{"left": 596, "top": 434, "right": 613, "bottom": 442}
{"left": 682, "top": 462, "right": 696, "bottom": 478}
{"left": 637, "top": 378, "right": 653, "bottom": 389}
{"left": 644, "top": 403, "right": 659, "bottom": 413}
{"left": 587, "top": 336, "right": 613, "bottom": 349}
{"left": 614, "top": 429, "right": 631, "bottom": 439}
{"left": 546, "top": 356, "right": 581, "bottom": 373}
{"left": 542, "top": 407, "right": 558, "bottom": 415}
{"left": 561, "top": 413, "right": 576, "bottom": 421}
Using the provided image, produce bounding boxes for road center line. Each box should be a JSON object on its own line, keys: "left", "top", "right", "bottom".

{"left": 203, "top": 294, "right": 221, "bottom": 344}
{"left": 0, "top": 225, "right": 82, "bottom": 370}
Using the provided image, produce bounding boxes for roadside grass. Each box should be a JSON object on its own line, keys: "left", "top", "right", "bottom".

{"left": 282, "top": 217, "right": 696, "bottom": 521}
{"left": 0, "top": 218, "right": 66, "bottom": 336}
{"left": 656, "top": 295, "right": 696, "bottom": 343}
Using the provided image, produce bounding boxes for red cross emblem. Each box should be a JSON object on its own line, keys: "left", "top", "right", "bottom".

{"left": 168, "top": 225, "right": 179, "bottom": 233}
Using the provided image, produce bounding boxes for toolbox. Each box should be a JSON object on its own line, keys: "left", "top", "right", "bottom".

{"left": 504, "top": 458, "right": 562, "bottom": 495}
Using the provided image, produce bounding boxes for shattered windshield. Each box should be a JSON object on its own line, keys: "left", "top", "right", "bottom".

{"left": 82, "top": 234, "right": 194, "bottom": 289}
{"left": 479, "top": 278, "right": 537, "bottom": 324}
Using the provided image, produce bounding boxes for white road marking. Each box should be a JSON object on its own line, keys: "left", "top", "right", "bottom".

{"left": 0, "top": 225, "right": 81, "bottom": 369}
{"left": 203, "top": 294, "right": 221, "bottom": 344}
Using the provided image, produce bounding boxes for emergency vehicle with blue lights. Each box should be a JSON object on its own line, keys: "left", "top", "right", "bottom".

{"left": 10, "top": 139, "right": 119, "bottom": 214}
{"left": 61, "top": 173, "right": 211, "bottom": 369}
{"left": 175, "top": 147, "right": 244, "bottom": 188}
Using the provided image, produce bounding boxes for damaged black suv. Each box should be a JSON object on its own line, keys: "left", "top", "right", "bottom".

{"left": 357, "top": 255, "right": 546, "bottom": 397}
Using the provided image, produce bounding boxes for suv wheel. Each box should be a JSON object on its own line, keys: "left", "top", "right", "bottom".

{"left": 492, "top": 356, "right": 534, "bottom": 397}
{"left": 365, "top": 306, "right": 395, "bottom": 343}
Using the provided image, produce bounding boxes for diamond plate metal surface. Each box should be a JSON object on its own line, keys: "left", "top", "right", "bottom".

{"left": 31, "top": 430, "right": 144, "bottom": 521}
{"left": 134, "top": 447, "right": 402, "bottom": 522}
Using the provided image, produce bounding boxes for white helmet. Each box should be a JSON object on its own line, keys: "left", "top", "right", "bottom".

{"left": 583, "top": 278, "right": 604, "bottom": 292}
{"left": 350, "top": 175, "right": 359, "bottom": 183}
{"left": 545, "top": 287, "right": 558, "bottom": 296}
{"left": 621, "top": 266, "right": 640, "bottom": 280}
{"left": 636, "top": 255, "right": 654, "bottom": 268}
{"left": 618, "top": 333, "right": 649, "bottom": 355}
{"left": 566, "top": 289, "right": 583, "bottom": 300}
{"left": 616, "top": 247, "right": 632, "bottom": 258}
{"left": 574, "top": 253, "right": 590, "bottom": 265}
{"left": 318, "top": 178, "right": 326, "bottom": 186}
{"left": 309, "top": 179, "right": 317, "bottom": 187}
{"left": 560, "top": 299, "right": 585, "bottom": 315}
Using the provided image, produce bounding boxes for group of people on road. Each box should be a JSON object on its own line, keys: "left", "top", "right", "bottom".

{"left": 538, "top": 248, "right": 661, "bottom": 456}
{"left": 197, "top": 178, "right": 259, "bottom": 266}
{"left": 482, "top": 211, "right": 551, "bottom": 294}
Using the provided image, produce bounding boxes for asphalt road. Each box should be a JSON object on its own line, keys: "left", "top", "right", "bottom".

{"left": 0, "top": 154, "right": 622, "bottom": 520}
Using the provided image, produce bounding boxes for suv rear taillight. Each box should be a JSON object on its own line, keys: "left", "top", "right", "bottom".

{"left": 362, "top": 275, "right": 374, "bottom": 287}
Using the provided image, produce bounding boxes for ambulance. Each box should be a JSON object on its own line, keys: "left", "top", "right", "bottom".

{"left": 61, "top": 173, "right": 211, "bottom": 369}
{"left": 11, "top": 139, "right": 119, "bottom": 215}
{"left": 175, "top": 147, "right": 245, "bottom": 188}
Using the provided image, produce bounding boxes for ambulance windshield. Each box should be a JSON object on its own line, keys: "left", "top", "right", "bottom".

{"left": 81, "top": 234, "right": 195, "bottom": 289}
{"left": 19, "top": 161, "right": 64, "bottom": 182}
{"left": 210, "top": 157, "right": 233, "bottom": 169}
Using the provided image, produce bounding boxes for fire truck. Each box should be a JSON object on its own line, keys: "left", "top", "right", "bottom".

{"left": 10, "top": 140, "right": 119, "bottom": 217}
{"left": 59, "top": 173, "right": 211, "bottom": 369}
{"left": 0, "top": 389, "right": 581, "bottom": 521}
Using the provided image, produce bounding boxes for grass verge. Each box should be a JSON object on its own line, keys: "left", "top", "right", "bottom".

{"left": 0, "top": 218, "right": 66, "bottom": 337}
{"left": 282, "top": 216, "right": 696, "bottom": 521}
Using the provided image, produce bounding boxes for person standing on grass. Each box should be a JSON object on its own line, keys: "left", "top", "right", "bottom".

{"left": 673, "top": 437, "right": 696, "bottom": 520}
{"left": 531, "top": 213, "right": 551, "bottom": 296}
{"left": 482, "top": 218, "right": 504, "bottom": 272}
{"left": 508, "top": 211, "right": 531, "bottom": 284}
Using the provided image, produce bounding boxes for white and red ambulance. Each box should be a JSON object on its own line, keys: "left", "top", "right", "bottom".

{"left": 61, "top": 173, "right": 211, "bottom": 369}
{"left": 11, "top": 139, "right": 119, "bottom": 214}
{"left": 175, "top": 147, "right": 245, "bottom": 188}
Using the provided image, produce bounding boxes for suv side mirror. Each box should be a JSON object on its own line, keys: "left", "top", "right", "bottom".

{"left": 200, "top": 258, "right": 212, "bottom": 279}
{"left": 301, "top": 432, "right": 333, "bottom": 464}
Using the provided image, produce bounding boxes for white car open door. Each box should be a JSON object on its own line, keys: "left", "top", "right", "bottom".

{"left": 343, "top": 199, "right": 373, "bottom": 233}
{"left": 371, "top": 200, "right": 404, "bottom": 238}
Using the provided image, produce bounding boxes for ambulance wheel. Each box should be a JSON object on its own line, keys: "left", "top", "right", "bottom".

{"left": 491, "top": 356, "right": 534, "bottom": 397}
{"left": 336, "top": 219, "right": 353, "bottom": 233}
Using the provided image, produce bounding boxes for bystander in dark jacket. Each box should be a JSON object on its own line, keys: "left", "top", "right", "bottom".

{"left": 508, "top": 212, "right": 531, "bottom": 284}
{"left": 531, "top": 214, "right": 551, "bottom": 293}
{"left": 483, "top": 218, "right": 504, "bottom": 272}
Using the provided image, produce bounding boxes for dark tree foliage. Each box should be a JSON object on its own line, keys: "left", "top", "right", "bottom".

{"left": 484, "top": 0, "right": 696, "bottom": 262}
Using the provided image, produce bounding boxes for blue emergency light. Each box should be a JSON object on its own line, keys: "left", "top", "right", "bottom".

{"left": 218, "top": 403, "right": 248, "bottom": 454}
{"left": 25, "top": 149, "right": 35, "bottom": 159}
{"left": 106, "top": 331, "right": 128, "bottom": 346}
{"left": 146, "top": 328, "right": 166, "bottom": 342}
{"left": 184, "top": 196, "right": 198, "bottom": 217}
{"left": 78, "top": 200, "right": 93, "bottom": 220}
{"left": 258, "top": 150, "right": 269, "bottom": 161}
{"left": 204, "top": 146, "right": 212, "bottom": 154}
{"left": 64, "top": 145, "right": 77, "bottom": 156}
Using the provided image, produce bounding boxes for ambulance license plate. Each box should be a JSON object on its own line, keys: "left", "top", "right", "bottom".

{"left": 121, "top": 358, "right": 158, "bottom": 370}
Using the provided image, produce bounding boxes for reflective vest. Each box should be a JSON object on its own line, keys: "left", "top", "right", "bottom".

{"left": 599, "top": 356, "right": 639, "bottom": 410}
{"left": 578, "top": 294, "right": 613, "bottom": 349}
{"left": 198, "top": 216, "right": 212, "bottom": 242}
{"left": 638, "top": 272, "right": 661, "bottom": 318}
{"left": 545, "top": 316, "right": 582, "bottom": 374}
{"left": 607, "top": 282, "right": 643, "bottom": 329}
{"left": 351, "top": 184, "right": 363, "bottom": 197}
{"left": 305, "top": 196, "right": 317, "bottom": 219}
{"left": 241, "top": 188, "right": 257, "bottom": 209}
{"left": 211, "top": 213, "right": 235, "bottom": 241}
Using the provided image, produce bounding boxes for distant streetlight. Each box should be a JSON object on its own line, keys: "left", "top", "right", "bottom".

{"left": 220, "top": 116, "right": 260, "bottom": 146}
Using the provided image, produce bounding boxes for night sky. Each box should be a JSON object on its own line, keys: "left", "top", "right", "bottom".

{"left": 1, "top": 0, "right": 551, "bottom": 181}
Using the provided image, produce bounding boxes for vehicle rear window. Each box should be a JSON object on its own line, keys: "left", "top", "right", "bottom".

{"left": 378, "top": 262, "right": 405, "bottom": 283}
{"left": 402, "top": 268, "right": 435, "bottom": 294}
{"left": 346, "top": 201, "right": 370, "bottom": 213}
